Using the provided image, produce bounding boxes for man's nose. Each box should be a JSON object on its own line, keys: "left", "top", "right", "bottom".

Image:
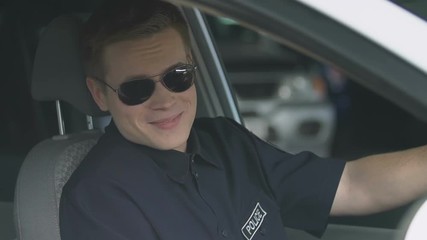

{"left": 147, "top": 78, "right": 176, "bottom": 109}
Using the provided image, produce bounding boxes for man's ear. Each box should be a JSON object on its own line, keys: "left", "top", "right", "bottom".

{"left": 86, "top": 77, "right": 109, "bottom": 111}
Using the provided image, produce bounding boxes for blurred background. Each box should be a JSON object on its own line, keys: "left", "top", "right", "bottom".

{"left": 206, "top": 14, "right": 427, "bottom": 161}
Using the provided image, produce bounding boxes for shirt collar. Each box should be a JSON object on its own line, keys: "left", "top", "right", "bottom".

{"left": 144, "top": 148, "right": 191, "bottom": 184}
{"left": 188, "top": 128, "right": 222, "bottom": 169}
{"left": 105, "top": 121, "right": 222, "bottom": 184}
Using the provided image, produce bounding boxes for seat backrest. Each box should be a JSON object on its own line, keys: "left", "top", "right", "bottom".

{"left": 14, "top": 132, "right": 101, "bottom": 240}
{"left": 14, "top": 15, "right": 106, "bottom": 240}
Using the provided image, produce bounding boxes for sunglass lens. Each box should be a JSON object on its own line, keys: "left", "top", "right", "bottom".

{"left": 163, "top": 65, "right": 194, "bottom": 92}
{"left": 118, "top": 79, "right": 155, "bottom": 105}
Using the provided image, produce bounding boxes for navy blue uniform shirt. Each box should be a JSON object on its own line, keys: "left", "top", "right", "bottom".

{"left": 60, "top": 117, "right": 345, "bottom": 240}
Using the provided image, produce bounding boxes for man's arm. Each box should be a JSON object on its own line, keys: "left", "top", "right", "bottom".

{"left": 331, "top": 145, "right": 427, "bottom": 216}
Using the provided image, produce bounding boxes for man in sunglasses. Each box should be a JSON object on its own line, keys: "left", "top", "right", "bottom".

{"left": 60, "top": 0, "right": 427, "bottom": 239}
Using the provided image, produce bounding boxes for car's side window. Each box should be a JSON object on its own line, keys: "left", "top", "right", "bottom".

{"left": 206, "top": 15, "right": 427, "bottom": 158}
{"left": 206, "top": 16, "right": 336, "bottom": 158}
{"left": 205, "top": 15, "right": 427, "bottom": 228}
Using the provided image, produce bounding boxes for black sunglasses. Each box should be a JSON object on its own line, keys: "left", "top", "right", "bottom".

{"left": 94, "top": 63, "right": 197, "bottom": 106}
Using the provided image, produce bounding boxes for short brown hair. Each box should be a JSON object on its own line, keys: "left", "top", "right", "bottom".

{"left": 81, "top": 0, "right": 190, "bottom": 79}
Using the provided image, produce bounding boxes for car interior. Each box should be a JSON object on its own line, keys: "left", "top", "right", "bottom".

{"left": 1, "top": 0, "right": 427, "bottom": 239}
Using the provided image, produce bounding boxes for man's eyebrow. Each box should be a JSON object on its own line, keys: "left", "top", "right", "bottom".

{"left": 123, "top": 62, "right": 186, "bottom": 82}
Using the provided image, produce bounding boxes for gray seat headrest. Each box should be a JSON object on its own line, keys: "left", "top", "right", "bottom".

{"left": 31, "top": 15, "right": 108, "bottom": 117}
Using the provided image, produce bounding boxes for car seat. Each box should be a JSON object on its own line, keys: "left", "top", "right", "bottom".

{"left": 13, "top": 15, "right": 108, "bottom": 240}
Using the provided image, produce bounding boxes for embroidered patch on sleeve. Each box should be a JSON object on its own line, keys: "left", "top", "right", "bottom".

{"left": 241, "top": 202, "right": 267, "bottom": 240}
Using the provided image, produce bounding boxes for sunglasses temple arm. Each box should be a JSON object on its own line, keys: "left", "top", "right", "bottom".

{"left": 93, "top": 77, "right": 118, "bottom": 93}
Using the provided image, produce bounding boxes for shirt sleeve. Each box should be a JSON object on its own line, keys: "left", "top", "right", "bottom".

{"left": 225, "top": 118, "right": 346, "bottom": 236}
{"left": 60, "top": 177, "right": 159, "bottom": 240}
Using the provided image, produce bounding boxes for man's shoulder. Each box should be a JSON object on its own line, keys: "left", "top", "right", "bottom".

{"left": 63, "top": 132, "right": 150, "bottom": 193}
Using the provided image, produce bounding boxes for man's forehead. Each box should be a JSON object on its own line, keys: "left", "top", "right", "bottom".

{"left": 103, "top": 27, "right": 188, "bottom": 80}
{"left": 107, "top": 27, "right": 185, "bottom": 57}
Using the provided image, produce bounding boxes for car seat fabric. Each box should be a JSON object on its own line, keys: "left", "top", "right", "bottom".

{"left": 14, "top": 132, "right": 101, "bottom": 240}
{"left": 14, "top": 15, "right": 105, "bottom": 240}
{"left": 53, "top": 135, "right": 101, "bottom": 209}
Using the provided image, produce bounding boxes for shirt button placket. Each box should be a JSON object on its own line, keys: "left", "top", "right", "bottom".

{"left": 190, "top": 155, "right": 199, "bottom": 179}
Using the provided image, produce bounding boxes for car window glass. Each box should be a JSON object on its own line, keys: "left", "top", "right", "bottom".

{"left": 206, "top": 15, "right": 334, "bottom": 158}
{"left": 205, "top": 13, "right": 427, "bottom": 228}
{"left": 205, "top": 14, "right": 427, "bottom": 228}
{"left": 206, "top": 14, "right": 427, "bottom": 156}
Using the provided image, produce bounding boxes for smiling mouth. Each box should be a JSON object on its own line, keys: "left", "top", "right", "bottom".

{"left": 150, "top": 113, "right": 183, "bottom": 130}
